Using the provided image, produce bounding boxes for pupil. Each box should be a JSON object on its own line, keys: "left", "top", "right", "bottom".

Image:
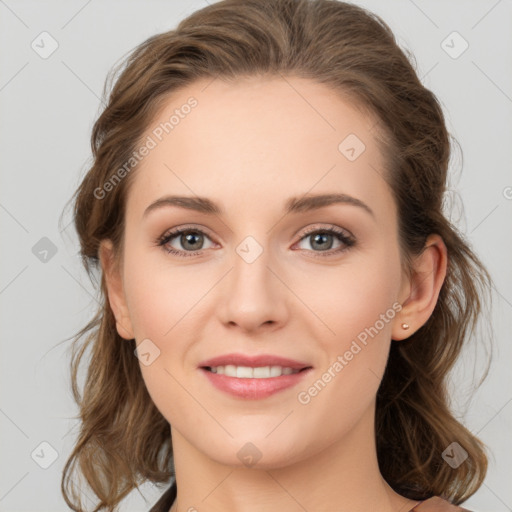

{"left": 183, "top": 232, "right": 202, "bottom": 250}
{"left": 312, "top": 233, "right": 332, "bottom": 250}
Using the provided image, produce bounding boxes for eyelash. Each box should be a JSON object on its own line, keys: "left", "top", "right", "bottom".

{"left": 155, "top": 224, "right": 356, "bottom": 259}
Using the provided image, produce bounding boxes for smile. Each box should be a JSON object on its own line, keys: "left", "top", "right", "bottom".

{"left": 206, "top": 365, "right": 303, "bottom": 378}
{"left": 200, "top": 366, "right": 312, "bottom": 399}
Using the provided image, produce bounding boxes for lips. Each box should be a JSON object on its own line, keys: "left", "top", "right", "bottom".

{"left": 198, "top": 353, "right": 313, "bottom": 399}
{"left": 198, "top": 353, "right": 311, "bottom": 371}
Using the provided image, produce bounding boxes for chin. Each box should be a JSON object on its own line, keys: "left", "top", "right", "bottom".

{"left": 197, "top": 434, "right": 310, "bottom": 470}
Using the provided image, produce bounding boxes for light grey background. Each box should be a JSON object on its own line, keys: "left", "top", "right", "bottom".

{"left": 1, "top": 1, "right": 511, "bottom": 511}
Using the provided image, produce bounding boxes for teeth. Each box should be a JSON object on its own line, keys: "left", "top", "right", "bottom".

{"left": 208, "top": 365, "right": 299, "bottom": 378}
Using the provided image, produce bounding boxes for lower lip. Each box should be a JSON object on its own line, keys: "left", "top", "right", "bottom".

{"left": 200, "top": 368, "right": 312, "bottom": 399}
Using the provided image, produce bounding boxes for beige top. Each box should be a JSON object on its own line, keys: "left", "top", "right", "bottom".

{"left": 148, "top": 482, "right": 472, "bottom": 512}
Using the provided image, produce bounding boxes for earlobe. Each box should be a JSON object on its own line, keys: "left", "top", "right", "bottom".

{"left": 99, "top": 240, "right": 135, "bottom": 340}
{"left": 392, "top": 234, "right": 448, "bottom": 341}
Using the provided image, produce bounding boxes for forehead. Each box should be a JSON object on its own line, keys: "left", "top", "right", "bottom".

{"left": 126, "top": 75, "right": 391, "bottom": 219}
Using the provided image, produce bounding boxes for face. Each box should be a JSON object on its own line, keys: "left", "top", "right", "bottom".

{"left": 106, "top": 75, "right": 410, "bottom": 468}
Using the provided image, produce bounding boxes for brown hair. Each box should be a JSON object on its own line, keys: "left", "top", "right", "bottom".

{"left": 60, "top": 0, "right": 494, "bottom": 510}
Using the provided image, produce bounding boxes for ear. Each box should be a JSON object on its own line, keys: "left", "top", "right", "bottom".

{"left": 392, "top": 234, "right": 448, "bottom": 341}
{"left": 99, "top": 239, "right": 135, "bottom": 340}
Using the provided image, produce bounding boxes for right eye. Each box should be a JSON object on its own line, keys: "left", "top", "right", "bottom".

{"left": 156, "top": 226, "right": 216, "bottom": 257}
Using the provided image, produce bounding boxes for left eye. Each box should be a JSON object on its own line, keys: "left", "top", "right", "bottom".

{"left": 295, "top": 230, "right": 345, "bottom": 252}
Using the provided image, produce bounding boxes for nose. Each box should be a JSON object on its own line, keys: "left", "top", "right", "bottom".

{"left": 217, "top": 241, "right": 288, "bottom": 333}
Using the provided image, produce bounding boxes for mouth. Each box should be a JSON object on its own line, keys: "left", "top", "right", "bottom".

{"left": 198, "top": 353, "right": 313, "bottom": 399}
{"left": 201, "top": 365, "right": 311, "bottom": 378}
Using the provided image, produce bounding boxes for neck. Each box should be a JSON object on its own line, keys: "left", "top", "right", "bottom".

{"left": 168, "top": 404, "right": 419, "bottom": 512}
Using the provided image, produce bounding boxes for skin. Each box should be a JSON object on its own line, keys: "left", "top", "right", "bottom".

{"left": 100, "top": 75, "right": 447, "bottom": 512}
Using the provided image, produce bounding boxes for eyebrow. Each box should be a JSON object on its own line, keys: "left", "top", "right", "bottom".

{"left": 143, "top": 192, "right": 375, "bottom": 218}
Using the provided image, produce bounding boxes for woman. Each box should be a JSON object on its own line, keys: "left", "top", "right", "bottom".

{"left": 61, "top": 0, "right": 493, "bottom": 510}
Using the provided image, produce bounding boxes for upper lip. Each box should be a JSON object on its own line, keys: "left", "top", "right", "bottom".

{"left": 199, "top": 353, "right": 312, "bottom": 370}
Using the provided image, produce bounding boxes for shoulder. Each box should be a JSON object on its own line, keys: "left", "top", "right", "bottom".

{"left": 411, "top": 496, "right": 473, "bottom": 511}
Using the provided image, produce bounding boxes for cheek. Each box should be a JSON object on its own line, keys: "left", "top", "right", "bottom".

{"left": 121, "top": 246, "right": 206, "bottom": 401}
{"left": 291, "top": 259, "right": 401, "bottom": 447}
{"left": 293, "top": 245, "right": 402, "bottom": 410}
{"left": 304, "top": 245, "right": 402, "bottom": 350}
{"left": 122, "top": 250, "right": 204, "bottom": 420}
{"left": 123, "top": 246, "right": 202, "bottom": 341}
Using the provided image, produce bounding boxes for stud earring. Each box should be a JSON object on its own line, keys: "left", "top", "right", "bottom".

{"left": 401, "top": 323, "right": 409, "bottom": 330}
